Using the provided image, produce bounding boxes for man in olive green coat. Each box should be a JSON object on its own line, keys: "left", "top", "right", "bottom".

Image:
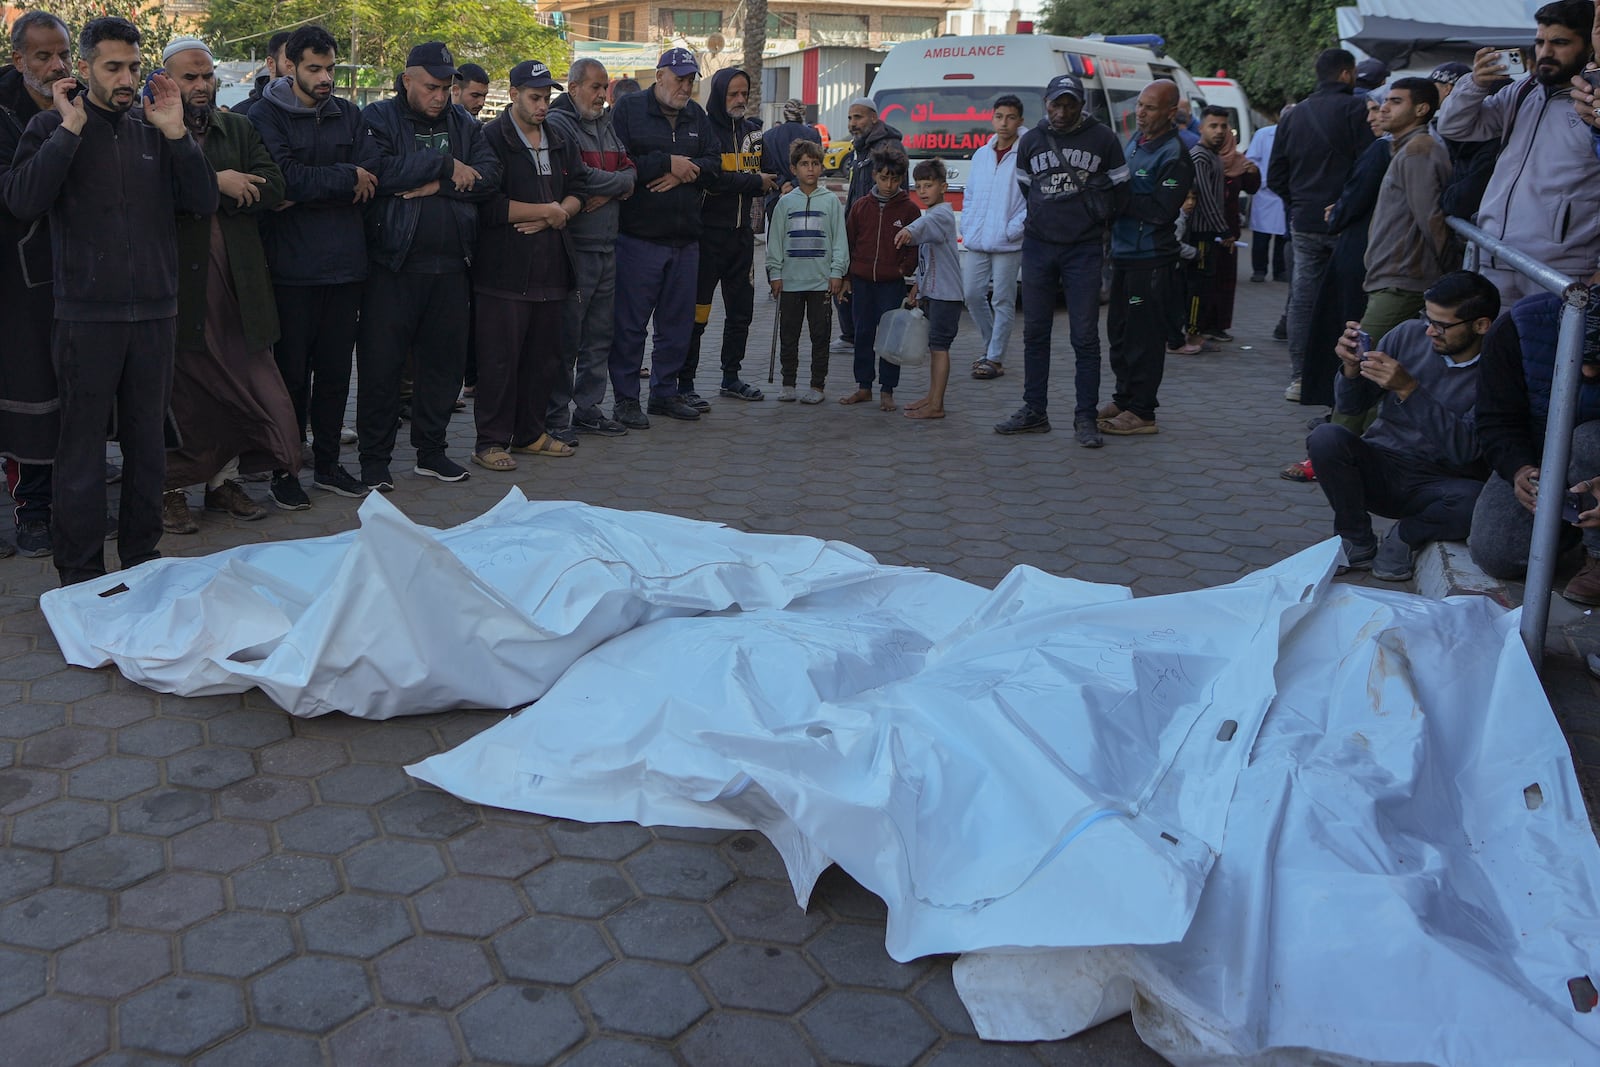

{"left": 160, "top": 37, "right": 304, "bottom": 534}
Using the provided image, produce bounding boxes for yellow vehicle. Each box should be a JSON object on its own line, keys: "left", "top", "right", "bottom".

{"left": 823, "top": 140, "right": 853, "bottom": 175}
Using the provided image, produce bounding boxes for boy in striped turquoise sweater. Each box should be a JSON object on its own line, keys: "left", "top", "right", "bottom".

{"left": 766, "top": 141, "right": 848, "bottom": 402}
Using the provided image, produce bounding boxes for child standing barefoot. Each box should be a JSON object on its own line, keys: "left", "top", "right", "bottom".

{"left": 896, "top": 159, "right": 961, "bottom": 419}
{"left": 766, "top": 140, "right": 847, "bottom": 402}
{"left": 841, "top": 147, "right": 920, "bottom": 411}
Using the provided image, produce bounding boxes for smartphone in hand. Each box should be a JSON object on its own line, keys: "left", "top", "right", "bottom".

{"left": 1498, "top": 50, "right": 1528, "bottom": 77}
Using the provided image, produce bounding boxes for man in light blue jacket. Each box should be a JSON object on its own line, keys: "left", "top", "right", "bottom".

{"left": 963, "top": 94, "right": 1027, "bottom": 379}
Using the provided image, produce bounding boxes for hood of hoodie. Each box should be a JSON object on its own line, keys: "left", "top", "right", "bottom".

{"left": 706, "top": 67, "right": 762, "bottom": 134}
{"left": 261, "top": 74, "right": 341, "bottom": 117}
{"left": 854, "top": 120, "right": 902, "bottom": 151}
{"left": 0, "top": 66, "right": 43, "bottom": 125}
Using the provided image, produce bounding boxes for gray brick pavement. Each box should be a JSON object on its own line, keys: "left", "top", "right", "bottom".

{"left": 0, "top": 249, "right": 1595, "bottom": 1065}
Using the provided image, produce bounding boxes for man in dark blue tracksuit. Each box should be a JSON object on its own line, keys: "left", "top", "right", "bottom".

{"left": 1101, "top": 79, "right": 1194, "bottom": 436}
{"left": 606, "top": 48, "right": 721, "bottom": 426}
{"left": 994, "top": 73, "right": 1129, "bottom": 446}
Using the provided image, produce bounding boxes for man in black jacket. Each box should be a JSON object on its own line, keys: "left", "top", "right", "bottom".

{"left": 0, "top": 10, "right": 71, "bottom": 559}
{"left": 469, "top": 60, "right": 588, "bottom": 471}
{"left": 4, "top": 16, "right": 219, "bottom": 585}
{"left": 681, "top": 66, "right": 776, "bottom": 406}
{"left": 606, "top": 48, "right": 721, "bottom": 427}
{"left": 229, "top": 31, "right": 288, "bottom": 119}
{"left": 354, "top": 41, "right": 498, "bottom": 489}
{"left": 249, "top": 24, "right": 374, "bottom": 503}
{"left": 760, "top": 98, "right": 820, "bottom": 218}
{"left": 1269, "top": 49, "right": 1375, "bottom": 401}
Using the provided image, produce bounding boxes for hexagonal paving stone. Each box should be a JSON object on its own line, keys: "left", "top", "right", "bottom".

{"left": 679, "top": 1014, "right": 818, "bottom": 1067}
{"left": 378, "top": 789, "right": 479, "bottom": 840}
{"left": 623, "top": 842, "right": 735, "bottom": 901}
{"left": 69, "top": 691, "right": 157, "bottom": 729}
{"left": 11, "top": 798, "right": 109, "bottom": 849}
{"left": 0, "top": 703, "right": 65, "bottom": 740}
{"left": 0, "top": 995, "right": 110, "bottom": 1067}
{"left": 329, "top": 1007, "right": 460, "bottom": 1066}
{"left": 117, "top": 789, "right": 212, "bottom": 837}
{"left": 344, "top": 725, "right": 437, "bottom": 764}
{"left": 520, "top": 858, "right": 636, "bottom": 918}
{"left": 581, "top": 960, "right": 709, "bottom": 1039}
{"left": 117, "top": 871, "right": 225, "bottom": 931}
{"left": 55, "top": 930, "right": 172, "bottom": 998}
{"left": 414, "top": 876, "right": 526, "bottom": 938}
{"left": 315, "top": 763, "right": 411, "bottom": 805}
{"left": 67, "top": 756, "right": 160, "bottom": 801}
{"left": 28, "top": 667, "right": 110, "bottom": 702}
{"left": 560, "top": 1038, "right": 677, "bottom": 1067}
{"left": 116, "top": 718, "right": 203, "bottom": 758}
{"left": 605, "top": 897, "right": 724, "bottom": 965}
{"left": 0, "top": 886, "right": 110, "bottom": 949}
{"left": 805, "top": 922, "right": 928, "bottom": 991}
{"left": 924, "top": 1040, "right": 1042, "bottom": 1066}
{"left": 193, "top": 1030, "right": 322, "bottom": 1067}
{"left": 165, "top": 746, "right": 256, "bottom": 790}
{"left": 0, "top": 767, "right": 59, "bottom": 815}
{"left": 0, "top": 946, "right": 46, "bottom": 1013}
{"left": 181, "top": 912, "right": 294, "bottom": 978}
{"left": 721, "top": 832, "right": 789, "bottom": 881}
{"left": 230, "top": 854, "right": 338, "bottom": 913}
{"left": 0, "top": 846, "right": 53, "bottom": 903}
{"left": 258, "top": 736, "right": 348, "bottom": 777}
{"left": 458, "top": 985, "right": 586, "bottom": 1066}
{"left": 493, "top": 915, "right": 614, "bottom": 985}
{"left": 217, "top": 775, "right": 312, "bottom": 821}
{"left": 701, "top": 943, "right": 825, "bottom": 1013}
{"left": 802, "top": 988, "right": 938, "bottom": 1067}
{"left": 21, "top": 726, "right": 108, "bottom": 769}
{"left": 447, "top": 823, "right": 552, "bottom": 879}
{"left": 276, "top": 805, "right": 378, "bottom": 854}
{"left": 914, "top": 966, "right": 977, "bottom": 1037}
{"left": 710, "top": 879, "right": 827, "bottom": 944}
{"left": 205, "top": 708, "right": 293, "bottom": 748}
{"left": 812, "top": 866, "right": 890, "bottom": 922}
{"left": 119, "top": 976, "right": 246, "bottom": 1057}
{"left": 59, "top": 834, "right": 164, "bottom": 890}
{"left": 300, "top": 892, "right": 415, "bottom": 958}
{"left": 376, "top": 936, "right": 494, "bottom": 1010}
{"left": 546, "top": 820, "right": 652, "bottom": 860}
{"left": 341, "top": 838, "right": 448, "bottom": 896}
{"left": 170, "top": 820, "right": 271, "bottom": 873}
{"left": 250, "top": 956, "right": 373, "bottom": 1033}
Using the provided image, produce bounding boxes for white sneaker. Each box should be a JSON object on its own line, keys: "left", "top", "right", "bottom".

{"left": 1284, "top": 377, "right": 1302, "bottom": 402}
{"left": 777, "top": 385, "right": 797, "bottom": 402}
{"left": 829, "top": 338, "right": 854, "bottom": 354}
{"left": 799, "top": 388, "right": 824, "bottom": 405}
{"left": 340, "top": 426, "right": 357, "bottom": 444}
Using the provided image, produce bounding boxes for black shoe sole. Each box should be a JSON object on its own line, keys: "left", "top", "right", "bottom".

{"left": 14, "top": 544, "right": 51, "bottom": 558}
{"left": 574, "top": 421, "right": 628, "bottom": 437}
{"left": 413, "top": 465, "right": 471, "bottom": 483}
{"left": 312, "top": 478, "right": 370, "bottom": 498}
{"left": 995, "top": 422, "right": 1051, "bottom": 435}
{"left": 647, "top": 406, "right": 700, "bottom": 421}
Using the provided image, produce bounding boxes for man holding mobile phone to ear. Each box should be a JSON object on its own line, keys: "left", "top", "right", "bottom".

{"left": 1438, "top": 1, "right": 1600, "bottom": 306}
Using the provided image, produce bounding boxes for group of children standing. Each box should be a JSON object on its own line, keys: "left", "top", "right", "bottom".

{"left": 765, "top": 141, "right": 961, "bottom": 418}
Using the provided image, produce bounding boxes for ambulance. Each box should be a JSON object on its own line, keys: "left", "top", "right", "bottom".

{"left": 870, "top": 33, "right": 1206, "bottom": 205}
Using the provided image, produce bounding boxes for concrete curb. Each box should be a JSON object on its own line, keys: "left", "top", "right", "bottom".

{"left": 1415, "top": 540, "right": 1513, "bottom": 606}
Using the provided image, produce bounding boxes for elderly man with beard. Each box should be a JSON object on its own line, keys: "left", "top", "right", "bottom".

{"left": 467, "top": 60, "right": 588, "bottom": 471}
{"left": 1439, "top": 0, "right": 1600, "bottom": 305}
{"left": 5, "top": 17, "right": 217, "bottom": 585}
{"left": 249, "top": 24, "right": 374, "bottom": 503}
{"left": 606, "top": 49, "right": 721, "bottom": 427}
{"left": 157, "top": 37, "right": 303, "bottom": 535}
{"left": 547, "top": 57, "right": 635, "bottom": 440}
{"left": 0, "top": 11, "right": 72, "bottom": 558}
{"left": 354, "top": 41, "right": 498, "bottom": 489}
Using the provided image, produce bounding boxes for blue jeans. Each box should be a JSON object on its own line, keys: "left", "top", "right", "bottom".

{"left": 850, "top": 277, "right": 908, "bottom": 392}
{"left": 1286, "top": 229, "right": 1337, "bottom": 379}
{"left": 1020, "top": 236, "right": 1102, "bottom": 418}
{"left": 608, "top": 235, "right": 699, "bottom": 402}
{"left": 962, "top": 248, "right": 1021, "bottom": 363}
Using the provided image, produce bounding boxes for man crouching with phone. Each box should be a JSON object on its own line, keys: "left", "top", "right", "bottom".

{"left": 1307, "top": 271, "right": 1500, "bottom": 581}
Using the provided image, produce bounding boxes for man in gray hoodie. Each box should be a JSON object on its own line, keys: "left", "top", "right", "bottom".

{"left": 547, "top": 58, "right": 636, "bottom": 438}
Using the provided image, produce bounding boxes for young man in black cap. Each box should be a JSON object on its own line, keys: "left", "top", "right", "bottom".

{"left": 453, "top": 63, "right": 490, "bottom": 119}
{"left": 354, "top": 41, "right": 498, "bottom": 489}
{"left": 469, "top": 60, "right": 587, "bottom": 471}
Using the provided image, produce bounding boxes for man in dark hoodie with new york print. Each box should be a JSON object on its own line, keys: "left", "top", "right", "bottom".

{"left": 681, "top": 67, "right": 776, "bottom": 405}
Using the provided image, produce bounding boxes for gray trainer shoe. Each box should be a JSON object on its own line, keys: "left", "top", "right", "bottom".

{"left": 1372, "top": 526, "right": 1415, "bottom": 582}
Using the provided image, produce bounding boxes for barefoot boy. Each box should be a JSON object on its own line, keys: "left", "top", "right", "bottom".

{"left": 766, "top": 140, "right": 847, "bottom": 402}
{"left": 895, "top": 158, "right": 961, "bottom": 419}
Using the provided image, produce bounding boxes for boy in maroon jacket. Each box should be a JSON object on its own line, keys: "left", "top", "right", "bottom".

{"left": 840, "top": 147, "right": 919, "bottom": 410}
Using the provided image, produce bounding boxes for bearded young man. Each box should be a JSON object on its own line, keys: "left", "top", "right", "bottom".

{"left": 4, "top": 16, "right": 218, "bottom": 585}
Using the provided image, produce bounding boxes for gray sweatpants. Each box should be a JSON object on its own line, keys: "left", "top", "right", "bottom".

{"left": 548, "top": 248, "right": 615, "bottom": 428}
{"left": 1469, "top": 419, "right": 1600, "bottom": 579}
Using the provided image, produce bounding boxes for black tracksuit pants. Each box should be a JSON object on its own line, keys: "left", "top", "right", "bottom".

{"left": 1107, "top": 261, "right": 1175, "bottom": 422}
{"left": 682, "top": 226, "right": 755, "bottom": 392}
{"left": 273, "top": 281, "right": 361, "bottom": 474}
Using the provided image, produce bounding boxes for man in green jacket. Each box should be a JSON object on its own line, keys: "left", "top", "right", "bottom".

{"left": 159, "top": 37, "right": 304, "bottom": 534}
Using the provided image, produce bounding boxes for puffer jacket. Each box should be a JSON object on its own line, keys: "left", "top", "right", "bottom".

{"left": 959, "top": 136, "right": 1025, "bottom": 253}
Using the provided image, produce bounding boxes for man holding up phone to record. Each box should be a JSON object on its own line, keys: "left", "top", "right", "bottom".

{"left": 1437, "top": 0, "right": 1600, "bottom": 305}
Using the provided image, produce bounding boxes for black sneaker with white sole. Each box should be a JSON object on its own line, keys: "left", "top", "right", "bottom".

{"left": 313, "top": 466, "right": 370, "bottom": 498}
{"left": 362, "top": 466, "right": 395, "bottom": 493}
{"left": 414, "top": 456, "right": 471, "bottom": 482}
{"left": 269, "top": 472, "right": 312, "bottom": 511}
{"left": 574, "top": 411, "right": 628, "bottom": 436}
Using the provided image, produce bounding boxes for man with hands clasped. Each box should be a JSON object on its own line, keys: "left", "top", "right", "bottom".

{"left": 1306, "top": 271, "right": 1500, "bottom": 582}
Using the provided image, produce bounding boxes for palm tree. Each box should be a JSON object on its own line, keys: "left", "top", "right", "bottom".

{"left": 741, "top": 0, "right": 768, "bottom": 115}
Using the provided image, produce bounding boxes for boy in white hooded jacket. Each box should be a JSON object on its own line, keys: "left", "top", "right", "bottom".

{"left": 961, "top": 95, "right": 1028, "bottom": 379}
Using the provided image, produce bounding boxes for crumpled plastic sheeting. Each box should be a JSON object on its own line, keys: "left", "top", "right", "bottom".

{"left": 38, "top": 490, "right": 897, "bottom": 718}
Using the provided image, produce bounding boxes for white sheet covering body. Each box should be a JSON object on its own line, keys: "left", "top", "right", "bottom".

{"left": 41, "top": 493, "right": 1600, "bottom": 1065}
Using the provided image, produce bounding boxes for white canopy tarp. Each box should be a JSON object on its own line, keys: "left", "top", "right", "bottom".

{"left": 41, "top": 492, "right": 1600, "bottom": 1064}
{"left": 1340, "top": 1, "right": 1536, "bottom": 67}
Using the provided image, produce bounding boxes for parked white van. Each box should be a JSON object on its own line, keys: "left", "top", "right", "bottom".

{"left": 1193, "top": 76, "right": 1256, "bottom": 150}
{"left": 870, "top": 33, "right": 1207, "bottom": 201}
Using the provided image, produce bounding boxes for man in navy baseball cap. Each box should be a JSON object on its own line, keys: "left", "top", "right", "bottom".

{"left": 407, "top": 41, "right": 457, "bottom": 82}
{"left": 657, "top": 47, "right": 699, "bottom": 78}
{"left": 509, "top": 59, "right": 562, "bottom": 90}
{"left": 1045, "top": 73, "right": 1085, "bottom": 103}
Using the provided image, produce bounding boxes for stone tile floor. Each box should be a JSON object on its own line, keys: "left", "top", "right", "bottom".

{"left": 1, "top": 251, "right": 1595, "bottom": 1065}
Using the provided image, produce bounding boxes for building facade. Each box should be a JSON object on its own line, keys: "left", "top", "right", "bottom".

{"left": 552, "top": 1, "right": 968, "bottom": 52}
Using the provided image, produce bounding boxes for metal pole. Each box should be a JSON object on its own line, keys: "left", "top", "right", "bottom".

{"left": 1521, "top": 293, "right": 1590, "bottom": 663}
{"left": 1447, "top": 218, "right": 1578, "bottom": 298}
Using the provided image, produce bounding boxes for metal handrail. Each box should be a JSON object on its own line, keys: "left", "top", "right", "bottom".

{"left": 1447, "top": 217, "right": 1590, "bottom": 667}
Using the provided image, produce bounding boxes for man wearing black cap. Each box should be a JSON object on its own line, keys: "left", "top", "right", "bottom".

{"left": 354, "top": 40, "right": 498, "bottom": 489}
{"left": 468, "top": 60, "right": 587, "bottom": 471}
{"left": 606, "top": 47, "right": 721, "bottom": 426}
{"left": 995, "top": 73, "right": 1129, "bottom": 445}
{"left": 231, "top": 30, "right": 289, "bottom": 118}
{"left": 760, "top": 98, "right": 820, "bottom": 218}
{"left": 453, "top": 63, "right": 490, "bottom": 119}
